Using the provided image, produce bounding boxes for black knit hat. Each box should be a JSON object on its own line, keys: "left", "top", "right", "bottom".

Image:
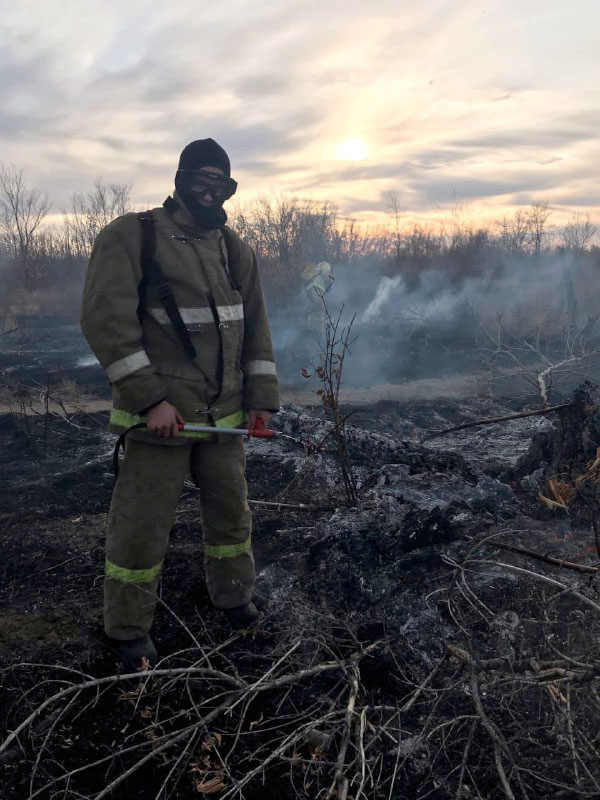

{"left": 177, "top": 138, "right": 231, "bottom": 176}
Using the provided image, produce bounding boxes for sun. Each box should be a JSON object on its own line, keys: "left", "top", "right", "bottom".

{"left": 335, "top": 137, "right": 368, "bottom": 161}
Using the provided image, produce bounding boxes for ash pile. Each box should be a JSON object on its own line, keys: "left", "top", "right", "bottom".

{"left": 253, "top": 402, "right": 520, "bottom": 628}
{"left": 245, "top": 395, "right": 600, "bottom": 799}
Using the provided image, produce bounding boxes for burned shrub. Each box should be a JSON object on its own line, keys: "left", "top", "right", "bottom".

{"left": 513, "top": 383, "right": 600, "bottom": 530}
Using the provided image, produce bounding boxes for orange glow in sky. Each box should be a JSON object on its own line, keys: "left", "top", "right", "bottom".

{"left": 1, "top": 0, "right": 598, "bottom": 230}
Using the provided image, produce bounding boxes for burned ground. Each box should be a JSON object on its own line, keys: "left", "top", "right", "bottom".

{"left": 1, "top": 381, "right": 600, "bottom": 799}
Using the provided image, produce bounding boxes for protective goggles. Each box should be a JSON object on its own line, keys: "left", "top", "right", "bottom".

{"left": 177, "top": 169, "right": 238, "bottom": 201}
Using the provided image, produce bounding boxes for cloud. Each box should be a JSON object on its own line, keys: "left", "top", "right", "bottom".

{"left": 230, "top": 73, "right": 292, "bottom": 100}
{"left": 449, "top": 127, "right": 599, "bottom": 150}
{"left": 0, "top": 0, "right": 598, "bottom": 224}
{"left": 292, "top": 163, "right": 413, "bottom": 191}
{"left": 0, "top": 42, "right": 66, "bottom": 140}
{"left": 338, "top": 195, "right": 389, "bottom": 214}
{"left": 97, "top": 136, "right": 128, "bottom": 152}
{"left": 233, "top": 159, "right": 279, "bottom": 173}
{"left": 411, "top": 175, "right": 559, "bottom": 203}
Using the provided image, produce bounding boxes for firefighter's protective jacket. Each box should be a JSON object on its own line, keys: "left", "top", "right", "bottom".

{"left": 81, "top": 195, "right": 279, "bottom": 437}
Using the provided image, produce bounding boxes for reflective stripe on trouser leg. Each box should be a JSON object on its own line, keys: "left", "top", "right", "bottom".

{"left": 191, "top": 436, "right": 254, "bottom": 609}
{"left": 104, "top": 437, "right": 191, "bottom": 640}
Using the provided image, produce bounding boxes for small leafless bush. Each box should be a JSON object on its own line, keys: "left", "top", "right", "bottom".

{"left": 50, "top": 377, "right": 90, "bottom": 406}
{"left": 302, "top": 294, "right": 359, "bottom": 506}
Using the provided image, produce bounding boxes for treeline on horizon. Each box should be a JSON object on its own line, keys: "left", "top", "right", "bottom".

{"left": 0, "top": 165, "right": 598, "bottom": 320}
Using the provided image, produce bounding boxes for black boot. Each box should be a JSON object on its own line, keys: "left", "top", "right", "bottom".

{"left": 224, "top": 601, "right": 259, "bottom": 630}
{"left": 115, "top": 635, "right": 158, "bottom": 670}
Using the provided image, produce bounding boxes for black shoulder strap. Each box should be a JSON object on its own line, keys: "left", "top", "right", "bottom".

{"left": 221, "top": 226, "right": 240, "bottom": 260}
{"left": 221, "top": 226, "right": 241, "bottom": 292}
{"left": 137, "top": 213, "right": 197, "bottom": 360}
{"left": 136, "top": 213, "right": 154, "bottom": 319}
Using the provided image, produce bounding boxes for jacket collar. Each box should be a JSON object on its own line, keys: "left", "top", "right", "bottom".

{"left": 163, "top": 192, "right": 222, "bottom": 238}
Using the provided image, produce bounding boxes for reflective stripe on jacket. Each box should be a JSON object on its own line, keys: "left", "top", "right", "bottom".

{"left": 80, "top": 194, "right": 279, "bottom": 433}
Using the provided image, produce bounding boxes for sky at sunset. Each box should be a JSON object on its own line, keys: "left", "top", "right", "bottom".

{"left": 1, "top": 0, "right": 599, "bottom": 228}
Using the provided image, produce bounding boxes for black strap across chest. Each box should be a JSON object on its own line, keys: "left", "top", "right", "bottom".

{"left": 137, "top": 213, "right": 197, "bottom": 359}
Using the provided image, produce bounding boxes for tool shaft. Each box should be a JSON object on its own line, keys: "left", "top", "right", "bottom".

{"left": 178, "top": 423, "right": 275, "bottom": 438}
{"left": 182, "top": 424, "right": 247, "bottom": 435}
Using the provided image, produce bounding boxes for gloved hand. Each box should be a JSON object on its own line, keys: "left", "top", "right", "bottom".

{"left": 147, "top": 401, "right": 184, "bottom": 438}
{"left": 248, "top": 410, "right": 273, "bottom": 429}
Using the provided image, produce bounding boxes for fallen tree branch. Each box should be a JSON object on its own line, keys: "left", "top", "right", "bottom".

{"left": 353, "top": 706, "right": 368, "bottom": 800}
{"left": 326, "top": 664, "right": 360, "bottom": 800}
{"left": 455, "top": 718, "right": 478, "bottom": 800}
{"left": 445, "top": 645, "right": 581, "bottom": 675}
{"left": 0, "top": 667, "right": 244, "bottom": 757}
{"left": 11, "top": 636, "right": 383, "bottom": 800}
{"left": 248, "top": 499, "right": 335, "bottom": 511}
{"left": 446, "top": 643, "right": 600, "bottom": 687}
{"left": 469, "top": 671, "right": 517, "bottom": 800}
{"left": 219, "top": 710, "right": 343, "bottom": 799}
{"left": 465, "top": 559, "right": 600, "bottom": 616}
{"left": 3, "top": 640, "right": 383, "bottom": 764}
{"left": 490, "top": 542, "right": 599, "bottom": 574}
{"left": 177, "top": 499, "right": 335, "bottom": 515}
{"left": 423, "top": 402, "right": 572, "bottom": 441}
{"left": 400, "top": 654, "right": 448, "bottom": 712}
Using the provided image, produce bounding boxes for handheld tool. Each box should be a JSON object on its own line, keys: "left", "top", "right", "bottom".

{"left": 113, "top": 418, "right": 278, "bottom": 481}
{"left": 177, "top": 417, "right": 276, "bottom": 438}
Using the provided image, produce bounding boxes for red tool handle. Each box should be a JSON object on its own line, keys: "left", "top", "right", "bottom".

{"left": 248, "top": 416, "right": 276, "bottom": 438}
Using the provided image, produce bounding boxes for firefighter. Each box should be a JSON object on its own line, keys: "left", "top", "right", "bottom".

{"left": 302, "top": 261, "right": 334, "bottom": 331}
{"left": 80, "top": 139, "right": 279, "bottom": 668}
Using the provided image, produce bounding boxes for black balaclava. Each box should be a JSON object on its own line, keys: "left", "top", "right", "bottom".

{"left": 174, "top": 138, "right": 231, "bottom": 229}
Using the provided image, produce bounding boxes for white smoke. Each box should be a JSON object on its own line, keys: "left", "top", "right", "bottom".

{"left": 361, "top": 273, "right": 473, "bottom": 327}
{"left": 361, "top": 276, "right": 404, "bottom": 323}
{"left": 359, "top": 259, "right": 582, "bottom": 334}
{"left": 272, "top": 251, "right": 598, "bottom": 388}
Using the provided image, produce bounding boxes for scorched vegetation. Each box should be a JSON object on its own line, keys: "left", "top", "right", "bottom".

{"left": 2, "top": 385, "right": 600, "bottom": 798}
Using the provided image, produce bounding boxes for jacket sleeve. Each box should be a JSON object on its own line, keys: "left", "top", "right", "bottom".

{"left": 80, "top": 220, "right": 168, "bottom": 414}
{"left": 229, "top": 238, "right": 280, "bottom": 412}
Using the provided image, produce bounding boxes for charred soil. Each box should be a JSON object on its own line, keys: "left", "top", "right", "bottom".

{"left": 1, "top": 390, "right": 600, "bottom": 799}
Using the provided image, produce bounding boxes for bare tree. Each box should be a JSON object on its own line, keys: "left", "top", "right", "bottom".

{"left": 0, "top": 164, "right": 50, "bottom": 286}
{"left": 329, "top": 218, "right": 361, "bottom": 263}
{"left": 498, "top": 209, "right": 529, "bottom": 253}
{"left": 526, "top": 200, "right": 552, "bottom": 255}
{"left": 397, "top": 223, "right": 441, "bottom": 263}
{"left": 230, "top": 195, "right": 343, "bottom": 303}
{"left": 559, "top": 212, "right": 598, "bottom": 251}
{"left": 384, "top": 191, "right": 403, "bottom": 265}
{"left": 65, "top": 178, "right": 132, "bottom": 256}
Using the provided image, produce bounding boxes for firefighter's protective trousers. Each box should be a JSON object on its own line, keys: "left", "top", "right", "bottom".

{"left": 104, "top": 435, "right": 252, "bottom": 640}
